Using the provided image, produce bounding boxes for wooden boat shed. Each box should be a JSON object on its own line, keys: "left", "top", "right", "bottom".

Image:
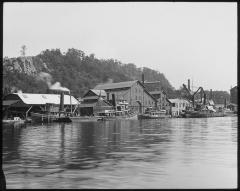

{"left": 2, "top": 93, "right": 80, "bottom": 119}
{"left": 79, "top": 89, "right": 113, "bottom": 116}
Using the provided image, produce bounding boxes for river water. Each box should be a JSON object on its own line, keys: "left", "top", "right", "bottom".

{"left": 2, "top": 116, "right": 237, "bottom": 189}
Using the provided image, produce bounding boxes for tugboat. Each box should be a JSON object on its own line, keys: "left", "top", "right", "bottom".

{"left": 31, "top": 92, "right": 71, "bottom": 123}
{"left": 97, "top": 100, "right": 137, "bottom": 121}
{"left": 138, "top": 107, "right": 170, "bottom": 119}
{"left": 2, "top": 116, "right": 26, "bottom": 126}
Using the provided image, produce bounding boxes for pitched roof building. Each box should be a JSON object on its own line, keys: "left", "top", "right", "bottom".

{"left": 2, "top": 93, "right": 80, "bottom": 119}
{"left": 79, "top": 89, "right": 113, "bottom": 116}
{"left": 3, "top": 93, "right": 79, "bottom": 106}
{"left": 94, "top": 80, "right": 156, "bottom": 113}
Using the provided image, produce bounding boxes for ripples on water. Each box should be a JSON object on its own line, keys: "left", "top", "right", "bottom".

{"left": 2, "top": 116, "right": 237, "bottom": 188}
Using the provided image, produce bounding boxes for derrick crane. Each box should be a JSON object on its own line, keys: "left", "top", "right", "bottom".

{"left": 182, "top": 84, "right": 207, "bottom": 108}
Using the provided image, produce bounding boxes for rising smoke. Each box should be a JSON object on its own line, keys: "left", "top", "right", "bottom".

{"left": 50, "top": 82, "right": 70, "bottom": 92}
{"left": 37, "top": 72, "right": 52, "bottom": 87}
{"left": 106, "top": 78, "right": 113, "bottom": 83}
{"left": 37, "top": 72, "right": 70, "bottom": 92}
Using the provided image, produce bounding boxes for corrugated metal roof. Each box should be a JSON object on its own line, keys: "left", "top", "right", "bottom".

{"left": 12, "top": 93, "right": 79, "bottom": 105}
{"left": 94, "top": 80, "right": 138, "bottom": 90}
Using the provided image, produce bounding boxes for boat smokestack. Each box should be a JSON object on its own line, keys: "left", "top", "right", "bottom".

{"left": 59, "top": 92, "right": 64, "bottom": 113}
{"left": 188, "top": 79, "right": 191, "bottom": 91}
{"left": 224, "top": 98, "right": 227, "bottom": 108}
{"left": 112, "top": 94, "right": 116, "bottom": 107}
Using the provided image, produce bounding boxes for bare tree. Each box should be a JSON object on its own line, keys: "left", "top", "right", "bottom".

{"left": 20, "top": 45, "right": 27, "bottom": 57}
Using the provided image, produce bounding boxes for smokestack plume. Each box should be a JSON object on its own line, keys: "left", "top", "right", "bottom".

{"left": 37, "top": 72, "right": 52, "bottom": 87}
{"left": 188, "top": 79, "right": 190, "bottom": 91}
{"left": 50, "top": 82, "right": 70, "bottom": 93}
{"left": 37, "top": 72, "right": 70, "bottom": 93}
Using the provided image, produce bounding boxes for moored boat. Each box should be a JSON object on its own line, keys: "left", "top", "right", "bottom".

{"left": 30, "top": 112, "right": 59, "bottom": 123}
{"left": 69, "top": 116, "right": 102, "bottom": 122}
{"left": 181, "top": 105, "right": 226, "bottom": 118}
{"left": 2, "top": 117, "right": 26, "bottom": 126}
{"left": 97, "top": 100, "right": 138, "bottom": 121}
{"left": 223, "top": 108, "right": 237, "bottom": 116}
{"left": 138, "top": 108, "right": 170, "bottom": 120}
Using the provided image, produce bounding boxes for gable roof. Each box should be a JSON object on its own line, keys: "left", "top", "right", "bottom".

{"left": 94, "top": 80, "right": 138, "bottom": 90}
{"left": 89, "top": 89, "right": 106, "bottom": 97}
{"left": 4, "top": 93, "right": 79, "bottom": 105}
{"left": 94, "top": 80, "right": 157, "bottom": 102}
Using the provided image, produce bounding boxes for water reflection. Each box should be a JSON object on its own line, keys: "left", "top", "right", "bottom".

{"left": 2, "top": 116, "right": 237, "bottom": 189}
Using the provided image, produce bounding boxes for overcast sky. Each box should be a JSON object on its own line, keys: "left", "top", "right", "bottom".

{"left": 3, "top": 2, "right": 237, "bottom": 92}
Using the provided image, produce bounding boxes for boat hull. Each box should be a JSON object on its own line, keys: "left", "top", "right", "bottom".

{"left": 2, "top": 119, "right": 25, "bottom": 126}
{"left": 182, "top": 111, "right": 225, "bottom": 118}
{"left": 101, "top": 114, "right": 138, "bottom": 121}
{"left": 137, "top": 114, "right": 170, "bottom": 120}
{"left": 70, "top": 116, "right": 102, "bottom": 122}
{"left": 30, "top": 112, "right": 58, "bottom": 123}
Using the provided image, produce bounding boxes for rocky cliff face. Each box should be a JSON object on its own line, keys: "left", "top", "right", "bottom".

{"left": 3, "top": 56, "right": 50, "bottom": 76}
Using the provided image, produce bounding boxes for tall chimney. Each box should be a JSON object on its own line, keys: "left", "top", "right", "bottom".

{"left": 59, "top": 92, "right": 64, "bottom": 114}
{"left": 203, "top": 93, "right": 206, "bottom": 105}
{"left": 200, "top": 90, "right": 203, "bottom": 103}
{"left": 188, "top": 79, "right": 191, "bottom": 91}
{"left": 142, "top": 73, "right": 145, "bottom": 85}
{"left": 112, "top": 94, "right": 116, "bottom": 107}
{"left": 224, "top": 98, "right": 227, "bottom": 108}
{"left": 210, "top": 89, "right": 212, "bottom": 100}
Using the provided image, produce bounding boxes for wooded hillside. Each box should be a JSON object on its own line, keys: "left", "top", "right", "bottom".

{"left": 3, "top": 48, "right": 174, "bottom": 98}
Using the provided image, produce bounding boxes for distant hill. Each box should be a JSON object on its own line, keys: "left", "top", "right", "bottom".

{"left": 3, "top": 48, "right": 175, "bottom": 98}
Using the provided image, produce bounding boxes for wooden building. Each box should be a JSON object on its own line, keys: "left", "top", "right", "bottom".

{"left": 168, "top": 98, "right": 191, "bottom": 117}
{"left": 149, "top": 90, "right": 171, "bottom": 111}
{"left": 94, "top": 80, "right": 157, "bottom": 113}
{"left": 2, "top": 93, "right": 79, "bottom": 119}
{"left": 143, "top": 81, "right": 171, "bottom": 113}
{"left": 230, "top": 86, "right": 238, "bottom": 105}
{"left": 79, "top": 89, "right": 113, "bottom": 116}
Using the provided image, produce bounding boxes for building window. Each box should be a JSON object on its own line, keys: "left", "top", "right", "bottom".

{"left": 172, "top": 103, "right": 175, "bottom": 107}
